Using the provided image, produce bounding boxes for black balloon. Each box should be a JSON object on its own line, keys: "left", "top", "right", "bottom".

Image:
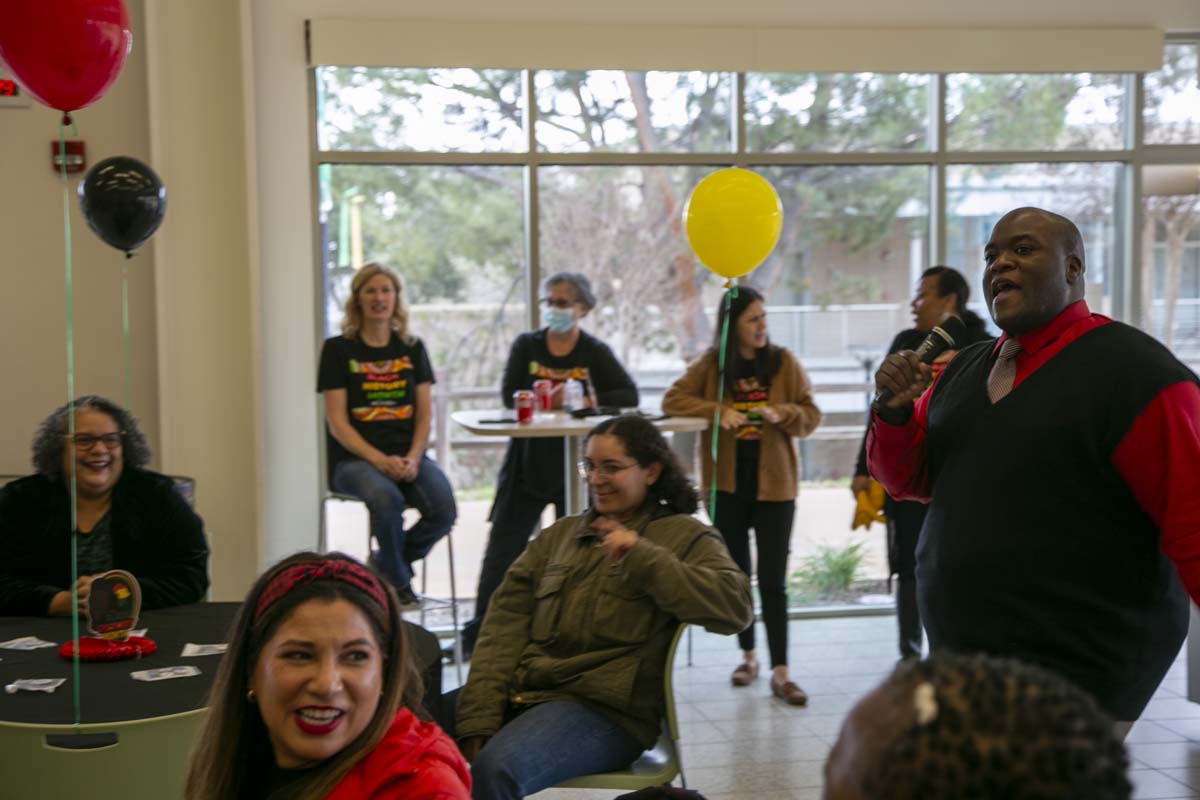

{"left": 78, "top": 156, "right": 167, "bottom": 253}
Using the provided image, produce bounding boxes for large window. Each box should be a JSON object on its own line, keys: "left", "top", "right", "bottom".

{"left": 314, "top": 38, "right": 1200, "bottom": 597}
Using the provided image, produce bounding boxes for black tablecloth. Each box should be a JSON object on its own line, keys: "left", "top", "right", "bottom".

{"left": 0, "top": 602, "right": 443, "bottom": 725}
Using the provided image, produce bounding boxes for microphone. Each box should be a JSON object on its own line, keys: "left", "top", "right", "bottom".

{"left": 872, "top": 316, "right": 967, "bottom": 410}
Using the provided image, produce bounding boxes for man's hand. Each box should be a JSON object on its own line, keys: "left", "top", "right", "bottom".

{"left": 719, "top": 408, "right": 747, "bottom": 430}
{"left": 591, "top": 516, "right": 640, "bottom": 559}
{"left": 874, "top": 351, "right": 932, "bottom": 409}
{"left": 850, "top": 475, "right": 871, "bottom": 496}
{"left": 48, "top": 576, "right": 95, "bottom": 617}
{"left": 460, "top": 736, "right": 489, "bottom": 763}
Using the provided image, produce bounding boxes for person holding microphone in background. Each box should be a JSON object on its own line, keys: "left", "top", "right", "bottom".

{"left": 851, "top": 266, "right": 990, "bottom": 660}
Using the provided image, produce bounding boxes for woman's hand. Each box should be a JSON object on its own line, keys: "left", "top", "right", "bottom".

{"left": 398, "top": 456, "right": 420, "bottom": 482}
{"left": 591, "top": 516, "right": 640, "bottom": 559}
{"left": 719, "top": 408, "right": 747, "bottom": 430}
{"left": 460, "top": 736, "right": 489, "bottom": 763}
{"left": 759, "top": 406, "right": 782, "bottom": 424}
{"left": 47, "top": 576, "right": 94, "bottom": 616}
{"left": 372, "top": 454, "right": 408, "bottom": 482}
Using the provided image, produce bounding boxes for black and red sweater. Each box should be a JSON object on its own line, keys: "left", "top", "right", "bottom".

{"left": 867, "top": 301, "right": 1200, "bottom": 719}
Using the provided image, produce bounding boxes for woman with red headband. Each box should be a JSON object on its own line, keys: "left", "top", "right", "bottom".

{"left": 185, "top": 552, "right": 469, "bottom": 800}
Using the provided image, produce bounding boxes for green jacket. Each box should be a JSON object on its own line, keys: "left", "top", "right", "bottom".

{"left": 455, "top": 506, "right": 754, "bottom": 749}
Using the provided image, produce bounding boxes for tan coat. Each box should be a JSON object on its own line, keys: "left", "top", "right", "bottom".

{"left": 455, "top": 508, "right": 753, "bottom": 749}
{"left": 662, "top": 348, "right": 822, "bottom": 501}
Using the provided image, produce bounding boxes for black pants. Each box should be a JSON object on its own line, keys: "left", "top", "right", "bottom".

{"left": 713, "top": 453, "right": 795, "bottom": 668}
{"left": 462, "top": 479, "right": 563, "bottom": 654}
{"left": 887, "top": 499, "right": 927, "bottom": 659}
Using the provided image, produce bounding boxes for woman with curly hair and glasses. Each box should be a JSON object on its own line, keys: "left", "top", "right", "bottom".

{"left": 453, "top": 414, "right": 752, "bottom": 800}
{"left": 0, "top": 395, "right": 209, "bottom": 616}
{"left": 186, "top": 552, "right": 470, "bottom": 800}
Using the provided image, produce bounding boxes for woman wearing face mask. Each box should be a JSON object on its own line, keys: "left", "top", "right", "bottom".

{"left": 185, "top": 551, "right": 470, "bottom": 799}
{"left": 851, "top": 266, "right": 991, "bottom": 661}
{"left": 663, "top": 286, "right": 822, "bottom": 706}
{"left": 317, "top": 263, "right": 457, "bottom": 609}
{"left": 459, "top": 272, "right": 638, "bottom": 660}
{"left": 453, "top": 415, "right": 752, "bottom": 800}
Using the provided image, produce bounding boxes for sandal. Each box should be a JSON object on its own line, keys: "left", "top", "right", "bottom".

{"left": 731, "top": 661, "right": 759, "bottom": 686}
{"left": 771, "top": 676, "right": 808, "bottom": 706}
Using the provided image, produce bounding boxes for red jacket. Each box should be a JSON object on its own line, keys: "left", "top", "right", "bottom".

{"left": 326, "top": 708, "right": 471, "bottom": 800}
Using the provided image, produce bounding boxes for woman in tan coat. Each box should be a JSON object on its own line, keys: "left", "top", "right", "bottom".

{"left": 664, "top": 286, "right": 822, "bottom": 705}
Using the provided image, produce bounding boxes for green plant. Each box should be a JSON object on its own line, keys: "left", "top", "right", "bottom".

{"left": 792, "top": 542, "right": 866, "bottom": 597}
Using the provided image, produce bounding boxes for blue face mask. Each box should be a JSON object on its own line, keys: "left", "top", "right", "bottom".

{"left": 545, "top": 307, "right": 576, "bottom": 333}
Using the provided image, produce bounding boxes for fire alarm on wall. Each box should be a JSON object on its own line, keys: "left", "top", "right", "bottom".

{"left": 0, "top": 69, "right": 32, "bottom": 108}
{"left": 51, "top": 140, "right": 87, "bottom": 174}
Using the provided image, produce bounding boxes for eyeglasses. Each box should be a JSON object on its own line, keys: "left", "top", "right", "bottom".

{"left": 540, "top": 297, "right": 579, "bottom": 309}
{"left": 578, "top": 460, "right": 638, "bottom": 479}
{"left": 66, "top": 433, "right": 123, "bottom": 451}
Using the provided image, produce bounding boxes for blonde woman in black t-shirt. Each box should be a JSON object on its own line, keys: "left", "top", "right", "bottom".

{"left": 317, "top": 263, "right": 456, "bottom": 608}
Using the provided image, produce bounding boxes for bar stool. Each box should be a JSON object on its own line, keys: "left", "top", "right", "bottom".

{"left": 320, "top": 492, "right": 463, "bottom": 683}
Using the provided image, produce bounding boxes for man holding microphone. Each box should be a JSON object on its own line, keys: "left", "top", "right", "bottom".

{"left": 867, "top": 206, "right": 1200, "bottom": 734}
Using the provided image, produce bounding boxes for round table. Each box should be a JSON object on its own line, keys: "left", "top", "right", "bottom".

{"left": 0, "top": 602, "right": 444, "bottom": 725}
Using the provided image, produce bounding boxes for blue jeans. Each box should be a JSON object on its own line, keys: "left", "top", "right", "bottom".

{"left": 467, "top": 699, "right": 644, "bottom": 800}
{"left": 331, "top": 455, "right": 457, "bottom": 589}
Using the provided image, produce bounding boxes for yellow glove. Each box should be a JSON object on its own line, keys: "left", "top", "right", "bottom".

{"left": 851, "top": 480, "right": 887, "bottom": 530}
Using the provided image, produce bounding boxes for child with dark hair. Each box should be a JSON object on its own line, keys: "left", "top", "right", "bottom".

{"left": 823, "top": 652, "right": 1132, "bottom": 800}
{"left": 454, "top": 415, "right": 753, "bottom": 800}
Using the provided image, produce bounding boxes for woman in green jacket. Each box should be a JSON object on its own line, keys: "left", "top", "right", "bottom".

{"left": 454, "top": 414, "right": 753, "bottom": 800}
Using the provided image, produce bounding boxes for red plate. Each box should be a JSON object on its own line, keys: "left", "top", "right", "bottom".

{"left": 58, "top": 636, "right": 157, "bottom": 662}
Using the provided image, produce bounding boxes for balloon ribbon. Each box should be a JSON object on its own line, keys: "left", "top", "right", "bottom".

{"left": 709, "top": 283, "right": 738, "bottom": 518}
{"left": 60, "top": 115, "right": 82, "bottom": 727}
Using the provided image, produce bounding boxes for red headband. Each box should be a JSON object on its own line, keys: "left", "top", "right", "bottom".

{"left": 254, "top": 559, "right": 389, "bottom": 622}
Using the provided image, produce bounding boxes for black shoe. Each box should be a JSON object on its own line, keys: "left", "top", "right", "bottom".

{"left": 395, "top": 585, "right": 422, "bottom": 611}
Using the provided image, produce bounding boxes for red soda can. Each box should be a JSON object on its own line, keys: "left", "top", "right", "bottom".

{"left": 533, "top": 379, "right": 554, "bottom": 411}
{"left": 514, "top": 390, "right": 535, "bottom": 424}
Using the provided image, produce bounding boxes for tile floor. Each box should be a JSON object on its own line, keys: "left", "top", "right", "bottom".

{"left": 445, "top": 615, "right": 1200, "bottom": 800}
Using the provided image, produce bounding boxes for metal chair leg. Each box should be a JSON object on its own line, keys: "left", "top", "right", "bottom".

{"left": 447, "top": 529, "right": 462, "bottom": 684}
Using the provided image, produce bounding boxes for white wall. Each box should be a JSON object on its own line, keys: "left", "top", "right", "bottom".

{"left": 144, "top": 0, "right": 261, "bottom": 600}
{"left": 0, "top": 0, "right": 159, "bottom": 476}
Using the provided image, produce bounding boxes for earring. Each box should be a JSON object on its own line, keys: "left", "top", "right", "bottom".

{"left": 246, "top": 689, "right": 256, "bottom": 703}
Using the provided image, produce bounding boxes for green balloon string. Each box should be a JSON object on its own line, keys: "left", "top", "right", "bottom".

{"left": 123, "top": 255, "right": 132, "bottom": 410}
{"left": 708, "top": 283, "right": 738, "bottom": 519}
{"left": 60, "top": 116, "right": 82, "bottom": 727}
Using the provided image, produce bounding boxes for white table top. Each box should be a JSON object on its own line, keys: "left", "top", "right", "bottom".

{"left": 451, "top": 409, "right": 710, "bottom": 438}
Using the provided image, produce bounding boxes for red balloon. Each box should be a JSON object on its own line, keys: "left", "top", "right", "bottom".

{"left": 0, "top": 0, "right": 132, "bottom": 113}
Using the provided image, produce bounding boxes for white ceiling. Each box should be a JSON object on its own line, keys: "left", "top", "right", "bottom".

{"left": 364, "top": 0, "right": 1200, "bottom": 31}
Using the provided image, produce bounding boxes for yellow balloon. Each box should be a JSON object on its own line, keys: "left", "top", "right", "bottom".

{"left": 684, "top": 169, "right": 783, "bottom": 279}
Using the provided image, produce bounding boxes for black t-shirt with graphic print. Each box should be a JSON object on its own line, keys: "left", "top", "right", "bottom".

{"left": 732, "top": 361, "right": 769, "bottom": 462}
{"left": 317, "top": 333, "right": 435, "bottom": 479}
